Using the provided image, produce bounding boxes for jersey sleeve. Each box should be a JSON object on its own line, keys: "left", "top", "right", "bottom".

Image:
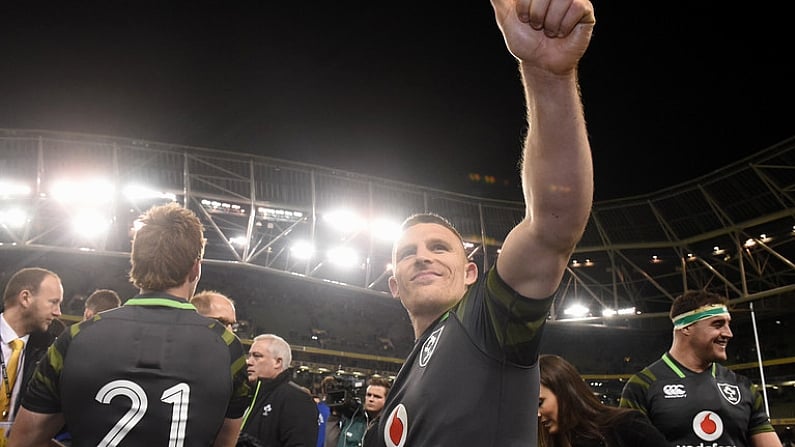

{"left": 613, "top": 411, "right": 669, "bottom": 447}
{"left": 223, "top": 330, "right": 252, "bottom": 419}
{"left": 619, "top": 369, "right": 653, "bottom": 414}
{"left": 20, "top": 323, "right": 76, "bottom": 413}
{"left": 744, "top": 376, "right": 776, "bottom": 435}
{"left": 455, "top": 267, "right": 553, "bottom": 366}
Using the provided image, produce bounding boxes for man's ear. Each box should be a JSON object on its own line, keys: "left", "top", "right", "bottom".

{"left": 188, "top": 259, "right": 201, "bottom": 283}
{"left": 19, "top": 290, "right": 33, "bottom": 308}
{"left": 388, "top": 276, "right": 399, "bottom": 299}
{"left": 464, "top": 261, "right": 478, "bottom": 286}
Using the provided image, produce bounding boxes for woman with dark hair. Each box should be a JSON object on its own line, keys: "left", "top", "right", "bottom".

{"left": 538, "top": 354, "right": 668, "bottom": 447}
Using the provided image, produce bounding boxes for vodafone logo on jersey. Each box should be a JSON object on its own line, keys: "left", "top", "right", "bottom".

{"left": 692, "top": 410, "right": 724, "bottom": 441}
{"left": 384, "top": 404, "right": 408, "bottom": 447}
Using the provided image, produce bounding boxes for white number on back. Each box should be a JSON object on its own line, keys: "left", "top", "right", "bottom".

{"left": 95, "top": 380, "right": 190, "bottom": 447}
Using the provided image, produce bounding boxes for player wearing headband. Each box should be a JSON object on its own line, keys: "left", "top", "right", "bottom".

{"left": 619, "top": 290, "right": 781, "bottom": 447}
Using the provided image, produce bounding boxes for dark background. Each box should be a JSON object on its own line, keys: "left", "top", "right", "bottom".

{"left": 1, "top": 1, "right": 793, "bottom": 201}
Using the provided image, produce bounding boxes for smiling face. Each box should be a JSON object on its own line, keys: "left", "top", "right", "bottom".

{"left": 685, "top": 314, "right": 733, "bottom": 363}
{"left": 538, "top": 385, "right": 559, "bottom": 434}
{"left": 388, "top": 222, "right": 477, "bottom": 320}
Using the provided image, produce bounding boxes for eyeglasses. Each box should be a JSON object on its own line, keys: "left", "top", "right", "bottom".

{"left": 213, "top": 317, "right": 239, "bottom": 332}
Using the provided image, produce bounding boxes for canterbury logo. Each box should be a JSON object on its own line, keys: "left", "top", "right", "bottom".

{"left": 663, "top": 384, "right": 686, "bottom": 398}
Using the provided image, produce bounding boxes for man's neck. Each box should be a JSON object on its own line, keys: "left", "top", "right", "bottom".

{"left": 2, "top": 308, "right": 28, "bottom": 338}
{"left": 142, "top": 283, "right": 192, "bottom": 300}
{"left": 668, "top": 347, "right": 711, "bottom": 373}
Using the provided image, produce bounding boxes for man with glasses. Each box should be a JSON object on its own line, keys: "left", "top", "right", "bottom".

{"left": 191, "top": 290, "right": 238, "bottom": 332}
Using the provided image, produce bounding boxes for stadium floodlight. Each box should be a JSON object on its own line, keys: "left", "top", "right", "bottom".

{"left": 563, "top": 303, "right": 589, "bottom": 318}
{"left": 258, "top": 207, "right": 303, "bottom": 222}
{"left": 0, "top": 207, "right": 27, "bottom": 229}
{"left": 122, "top": 184, "right": 176, "bottom": 202}
{"left": 290, "top": 240, "right": 315, "bottom": 260}
{"left": 602, "top": 307, "right": 635, "bottom": 317}
{"left": 71, "top": 209, "right": 112, "bottom": 239}
{"left": 200, "top": 199, "right": 246, "bottom": 216}
{"left": 326, "top": 246, "right": 359, "bottom": 268}
{"left": 229, "top": 236, "right": 247, "bottom": 246}
{"left": 50, "top": 178, "right": 114, "bottom": 205}
{"left": 0, "top": 180, "right": 31, "bottom": 198}
{"left": 323, "top": 209, "right": 366, "bottom": 234}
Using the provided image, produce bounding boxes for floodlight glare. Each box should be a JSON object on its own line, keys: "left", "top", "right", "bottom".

{"left": 326, "top": 246, "right": 359, "bottom": 268}
{"left": 123, "top": 184, "right": 176, "bottom": 201}
{"left": 229, "top": 236, "right": 247, "bottom": 246}
{"left": 371, "top": 217, "right": 401, "bottom": 242}
{"left": 0, "top": 180, "right": 31, "bottom": 198}
{"left": 603, "top": 306, "right": 635, "bottom": 317}
{"left": 51, "top": 178, "right": 114, "bottom": 204}
{"left": 323, "top": 209, "right": 366, "bottom": 234}
{"left": 71, "top": 209, "right": 112, "bottom": 239}
{"left": 290, "top": 240, "right": 315, "bottom": 260}
{"left": 563, "top": 303, "right": 589, "bottom": 317}
{"left": 0, "top": 207, "right": 27, "bottom": 229}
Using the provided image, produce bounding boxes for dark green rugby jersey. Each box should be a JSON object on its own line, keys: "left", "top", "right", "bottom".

{"left": 376, "top": 268, "right": 553, "bottom": 447}
{"left": 22, "top": 292, "right": 250, "bottom": 446}
{"left": 620, "top": 353, "right": 775, "bottom": 447}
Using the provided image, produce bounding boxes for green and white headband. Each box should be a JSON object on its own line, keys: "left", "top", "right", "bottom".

{"left": 672, "top": 304, "right": 729, "bottom": 330}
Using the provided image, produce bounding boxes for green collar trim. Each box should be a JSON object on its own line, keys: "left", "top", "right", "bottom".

{"left": 662, "top": 353, "right": 716, "bottom": 378}
{"left": 125, "top": 297, "right": 196, "bottom": 310}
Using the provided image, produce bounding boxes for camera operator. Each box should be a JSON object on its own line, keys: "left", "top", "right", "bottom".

{"left": 338, "top": 377, "right": 391, "bottom": 447}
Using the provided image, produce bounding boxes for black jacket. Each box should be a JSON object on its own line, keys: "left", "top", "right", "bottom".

{"left": 15, "top": 329, "right": 55, "bottom": 417}
{"left": 241, "top": 368, "right": 319, "bottom": 447}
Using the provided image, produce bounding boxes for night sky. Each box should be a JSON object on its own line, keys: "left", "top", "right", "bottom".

{"left": 1, "top": 2, "right": 792, "bottom": 202}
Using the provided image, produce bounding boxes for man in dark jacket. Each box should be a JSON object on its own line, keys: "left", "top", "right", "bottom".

{"left": 0, "top": 267, "right": 63, "bottom": 432}
{"left": 242, "top": 334, "right": 319, "bottom": 447}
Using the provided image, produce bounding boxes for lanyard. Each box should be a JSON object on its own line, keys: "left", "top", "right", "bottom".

{"left": 0, "top": 338, "right": 20, "bottom": 419}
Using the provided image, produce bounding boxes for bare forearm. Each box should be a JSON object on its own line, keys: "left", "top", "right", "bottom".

{"left": 521, "top": 64, "right": 593, "bottom": 249}
{"left": 750, "top": 431, "right": 783, "bottom": 447}
{"left": 7, "top": 409, "right": 64, "bottom": 447}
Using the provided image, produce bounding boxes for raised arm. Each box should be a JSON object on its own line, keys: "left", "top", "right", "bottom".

{"left": 492, "top": 0, "right": 595, "bottom": 299}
